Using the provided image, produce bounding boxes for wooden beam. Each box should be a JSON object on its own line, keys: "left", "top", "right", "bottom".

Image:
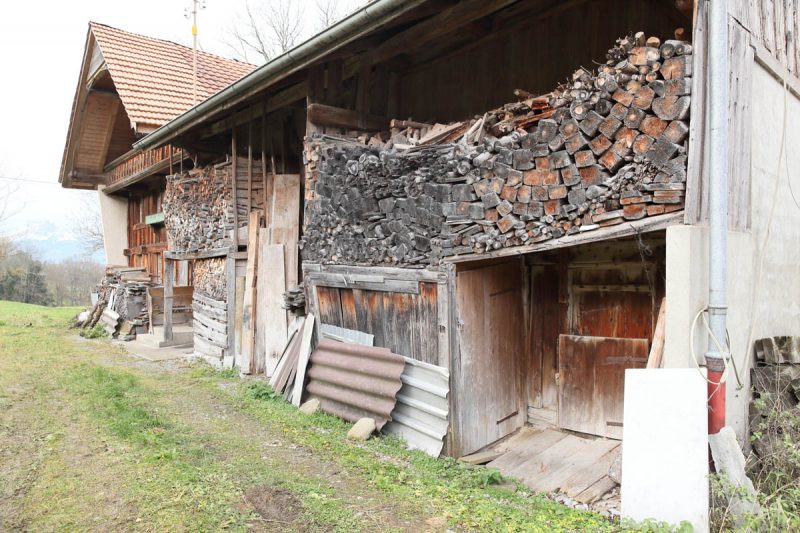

{"left": 200, "top": 81, "right": 308, "bottom": 139}
{"left": 163, "top": 259, "right": 174, "bottom": 343}
{"left": 646, "top": 298, "right": 667, "bottom": 368}
{"left": 307, "top": 103, "right": 387, "bottom": 131}
{"left": 361, "top": 0, "right": 521, "bottom": 67}
{"left": 231, "top": 129, "right": 240, "bottom": 248}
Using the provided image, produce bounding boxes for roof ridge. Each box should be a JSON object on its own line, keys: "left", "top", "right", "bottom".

{"left": 88, "top": 21, "right": 256, "bottom": 68}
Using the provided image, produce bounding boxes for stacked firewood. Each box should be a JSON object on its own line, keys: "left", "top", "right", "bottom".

{"left": 282, "top": 284, "right": 306, "bottom": 313}
{"left": 193, "top": 258, "right": 227, "bottom": 302}
{"left": 302, "top": 31, "right": 690, "bottom": 266}
{"left": 164, "top": 166, "right": 234, "bottom": 252}
{"left": 77, "top": 266, "right": 151, "bottom": 338}
{"left": 164, "top": 157, "right": 269, "bottom": 252}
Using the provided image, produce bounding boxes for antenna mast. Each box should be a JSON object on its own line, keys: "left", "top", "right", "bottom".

{"left": 185, "top": 0, "right": 206, "bottom": 105}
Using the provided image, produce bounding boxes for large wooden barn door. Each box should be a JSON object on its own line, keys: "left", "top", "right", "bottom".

{"left": 558, "top": 335, "right": 648, "bottom": 439}
{"left": 455, "top": 259, "right": 524, "bottom": 456}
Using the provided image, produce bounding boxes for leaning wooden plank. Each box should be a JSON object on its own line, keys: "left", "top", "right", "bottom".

{"left": 239, "top": 212, "right": 260, "bottom": 374}
{"left": 270, "top": 174, "right": 301, "bottom": 290}
{"left": 459, "top": 450, "right": 503, "bottom": 465}
{"left": 269, "top": 321, "right": 302, "bottom": 389}
{"left": 291, "top": 314, "right": 316, "bottom": 407}
{"left": 646, "top": 298, "right": 667, "bottom": 369}
{"left": 274, "top": 320, "right": 305, "bottom": 393}
{"left": 259, "top": 243, "right": 288, "bottom": 376}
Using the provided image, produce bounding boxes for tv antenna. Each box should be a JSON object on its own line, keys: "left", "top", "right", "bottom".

{"left": 185, "top": 0, "right": 206, "bottom": 105}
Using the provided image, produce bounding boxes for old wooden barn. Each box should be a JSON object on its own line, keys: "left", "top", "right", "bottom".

{"left": 62, "top": 1, "right": 800, "bottom": 525}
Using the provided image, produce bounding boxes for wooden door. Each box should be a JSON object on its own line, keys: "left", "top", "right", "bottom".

{"left": 454, "top": 260, "right": 524, "bottom": 456}
{"left": 558, "top": 335, "right": 648, "bottom": 439}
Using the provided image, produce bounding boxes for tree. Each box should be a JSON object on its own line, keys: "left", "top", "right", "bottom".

{"left": 69, "top": 193, "right": 104, "bottom": 255}
{"left": 225, "top": 0, "right": 362, "bottom": 64}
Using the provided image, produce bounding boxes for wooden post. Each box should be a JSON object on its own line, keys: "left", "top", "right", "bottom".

{"left": 231, "top": 128, "right": 240, "bottom": 248}
{"left": 169, "top": 144, "right": 173, "bottom": 175}
{"left": 247, "top": 119, "right": 253, "bottom": 216}
{"left": 163, "top": 258, "right": 174, "bottom": 343}
{"left": 226, "top": 253, "right": 236, "bottom": 365}
{"left": 261, "top": 102, "right": 272, "bottom": 228}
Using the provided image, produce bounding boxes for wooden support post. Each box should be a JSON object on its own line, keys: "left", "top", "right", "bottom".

{"left": 169, "top": 144, "right": 173, "bottom": 175}
{"left": 231, "top": 128, "right": 240, "bottom": 248}
{"left": 247, "top": 119, "right": 253, "bottom": 216}
{"left": 225, "top": 253, "right": 236, "bottom": 366}
{"left": 261, "top": 108, "right": 270, "bottom": 228}
{"left": 163, "top": 258, "right": 174, "bottom": 343}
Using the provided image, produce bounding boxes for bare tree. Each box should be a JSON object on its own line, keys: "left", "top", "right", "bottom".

{"left": 69, "top": 194, "right": 105, "bottom": 255}
{"left": 315, "top": 0, "right": 345, "bottom": 31}
{"left": 0, "top": 181, "right": 20, "bottom": 230}
{"left": 226, "top": 0, "right": 302, "bottom": 63}
{"left": 225, "top": 0, "right": 363, "bottom": 63}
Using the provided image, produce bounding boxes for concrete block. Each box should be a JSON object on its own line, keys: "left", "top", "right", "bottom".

{"left": 621, "top": 369, "right": 708, "bottom": 532}
{"left": 709, "top": 427, "right": 760, "bottom": 524}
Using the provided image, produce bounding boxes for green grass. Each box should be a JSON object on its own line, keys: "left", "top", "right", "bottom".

{"left": 0, "top": 300, "right": 666, "bottom": 532}
{"left": 192, "top": 371, "right": 619, "bottom": 533}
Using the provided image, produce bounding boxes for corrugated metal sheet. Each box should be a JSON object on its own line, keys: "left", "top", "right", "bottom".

{"left": 383, "top": 357, "right": 450, "bottom": 457}
{"left": 306, "top": 339, "right": 405, "bottom": 430}
{"left": 320, "top": 324, "right": 375, "bottom": 346}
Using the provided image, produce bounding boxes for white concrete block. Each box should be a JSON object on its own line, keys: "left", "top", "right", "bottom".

{"left": 621, "top": 369, "right": 708, "bottom": 532}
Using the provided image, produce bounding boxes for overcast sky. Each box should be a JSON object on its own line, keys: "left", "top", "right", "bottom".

{"left": 0, "top": 0, "right": 362, "bottom": 245}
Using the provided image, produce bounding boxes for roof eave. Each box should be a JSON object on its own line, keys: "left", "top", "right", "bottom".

{"left": 133, "top": 0, "right": 430, "bottom": 152}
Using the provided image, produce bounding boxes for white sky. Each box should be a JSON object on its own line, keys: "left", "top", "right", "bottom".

{"left": 0, "top": 0, "right": 362, "bottom": 240}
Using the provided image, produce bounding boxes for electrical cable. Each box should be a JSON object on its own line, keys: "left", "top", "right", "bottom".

{"left": 689, "top": 307, "right": 729, "bottom": 400}
{"left": 0, "top": 175, "right": 60, "bottom": 185}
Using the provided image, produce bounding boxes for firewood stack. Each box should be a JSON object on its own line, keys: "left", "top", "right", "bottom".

{"left": 282, "top": 284, "right": 306, "bottom": 313}
{"left": 302, "top": 31, "right": 691, "bottom": 267}
{"left": 163, "top": 156, "right": 266, "bottom": 253}
{"left": 193, "top": 258, "right": 227, "bottom": 302}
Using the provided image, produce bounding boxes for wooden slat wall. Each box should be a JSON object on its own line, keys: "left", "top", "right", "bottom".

{"left": 730, "top": 0, "right": 800, "bottom": 77}
{"left": 314, "top": 282, "right": 440, "bottom": 365}
{"left": 397, "top": 0, "right": 685, "bottom": 123}
{"left": 127, "top": 186, "right": 168, "bottom": 282}
{"left": 688, "top": 1, "right": 793, "bottom": 229}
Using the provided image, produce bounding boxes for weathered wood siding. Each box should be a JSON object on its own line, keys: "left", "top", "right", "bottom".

{"left": 397, "top": 0, "right": 686, "bottom": 123}
{"left": 313, "top": 283, "right": 440, "bottom": 366}
{"left": 686, "top": 1, "right": 797, "bottom": 229}
{"left": 453, "top": 258, "right": 525, "bottom": 456}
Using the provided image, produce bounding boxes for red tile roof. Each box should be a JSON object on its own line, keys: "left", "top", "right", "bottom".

{"left": 90, "top": 22, "right": 256, "bottom": 128}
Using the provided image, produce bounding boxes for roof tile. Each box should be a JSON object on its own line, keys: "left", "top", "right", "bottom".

{"left": 90, "top": 22, "right": 256, "bottom": 128}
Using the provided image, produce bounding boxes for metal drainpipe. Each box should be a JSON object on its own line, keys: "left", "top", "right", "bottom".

{"left": 706, "top": 0, "right": 729, "bottom": 435}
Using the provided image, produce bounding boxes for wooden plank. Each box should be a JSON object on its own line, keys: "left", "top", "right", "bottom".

{"left": 303, "top": 263, "right": 444, "bottom": 282}
{"left": 163, "top": 259, "right": 174, "bottom": 342}
{"left": 684, "top": 0, "right": 708, "bottom": 224}
{"left": 647, "top": 298, "right": 667, "bottom": 369}
{"left": 307, "top": 103, "right": 387, "bottom": 132}
{"left": 459, "top": 451, "right": 502, "bottom": 465}
{"left": 259, "top": 243, "right": 289, "bottom": 376}
{"left": 444, "top": 213, "right": 683, "bottom": 264}
{"left": 304, "top": 274, "right": 420, "bottom": 294}
{"left": 269, "top": 323, "right": 301, "bottom": 389}
{"left": 291, "top": 315, "right": 316, "bottom": 407}
{"left": 454, "top": 259, "right": 523, "bottom": 456}
{"left": 270, "top": 174, "right": 301, "bottom": 290}
{"left": 231, "top": 130, "right": 240, "bottom": 248}
{"left": 239, "top": 212, "right": 260, "bottom": 374}
{"left": 558, "top": 335, "right": 649, "bottom": 439}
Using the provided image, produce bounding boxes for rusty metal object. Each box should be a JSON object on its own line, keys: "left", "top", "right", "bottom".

{"left": 306, "top": 339, "right": 405, "bottom": 430}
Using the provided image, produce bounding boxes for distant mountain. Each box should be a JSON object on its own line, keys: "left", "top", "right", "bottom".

{"left": 9, "top": 221, "right": 104, "bottom": 263}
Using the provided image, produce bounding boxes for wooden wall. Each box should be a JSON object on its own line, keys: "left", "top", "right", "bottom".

{"left": 396, "top": 0, "right": 687, "bottom": 123}
{"left": 127, "top": 185, "right": 167, "bottom": 283}
{"left": 314, "top": 283, "right": 440, "bottom": 365}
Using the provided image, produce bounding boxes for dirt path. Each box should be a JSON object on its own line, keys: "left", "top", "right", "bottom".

{"left": 0, "top": 302, "right": 616, "bottom": 532}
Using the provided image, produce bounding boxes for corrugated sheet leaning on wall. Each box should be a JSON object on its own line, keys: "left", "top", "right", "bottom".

{"left": 383, "top": 356, "right": 450, "bottom": 457}
{"left": 305, "top": 339, "right": 405, "bottom": 430}
{"left": 320, "top": 323, "right": 375, "bottom": 346}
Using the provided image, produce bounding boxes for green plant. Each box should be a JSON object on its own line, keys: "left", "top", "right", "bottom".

{"left": 79, "top": 324, "right": 107, "bottom": 339}
{"left": 242, "top": 380, "right": 278, "bottom": 401}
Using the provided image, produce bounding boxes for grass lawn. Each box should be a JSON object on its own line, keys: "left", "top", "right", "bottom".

{"left": 0, "top": 300, "right": 640, "bottom": 532}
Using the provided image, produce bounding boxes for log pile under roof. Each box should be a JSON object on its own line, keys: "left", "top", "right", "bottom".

{"left": 163, "top": 157, "right": 266, "bottom": 253}
{"left": 301, "top": 32, "right": 691, "bottom": 267}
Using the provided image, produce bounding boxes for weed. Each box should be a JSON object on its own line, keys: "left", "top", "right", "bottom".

{"left": 242, "top": 380, "right": 278, "bottom": 401}
{"left": 79, "top": 324, "right": 107, "bottom": 339}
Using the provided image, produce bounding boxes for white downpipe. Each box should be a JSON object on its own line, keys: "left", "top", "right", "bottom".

{"left": 706, "top": 0, "right": 729, "bottom": 371}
